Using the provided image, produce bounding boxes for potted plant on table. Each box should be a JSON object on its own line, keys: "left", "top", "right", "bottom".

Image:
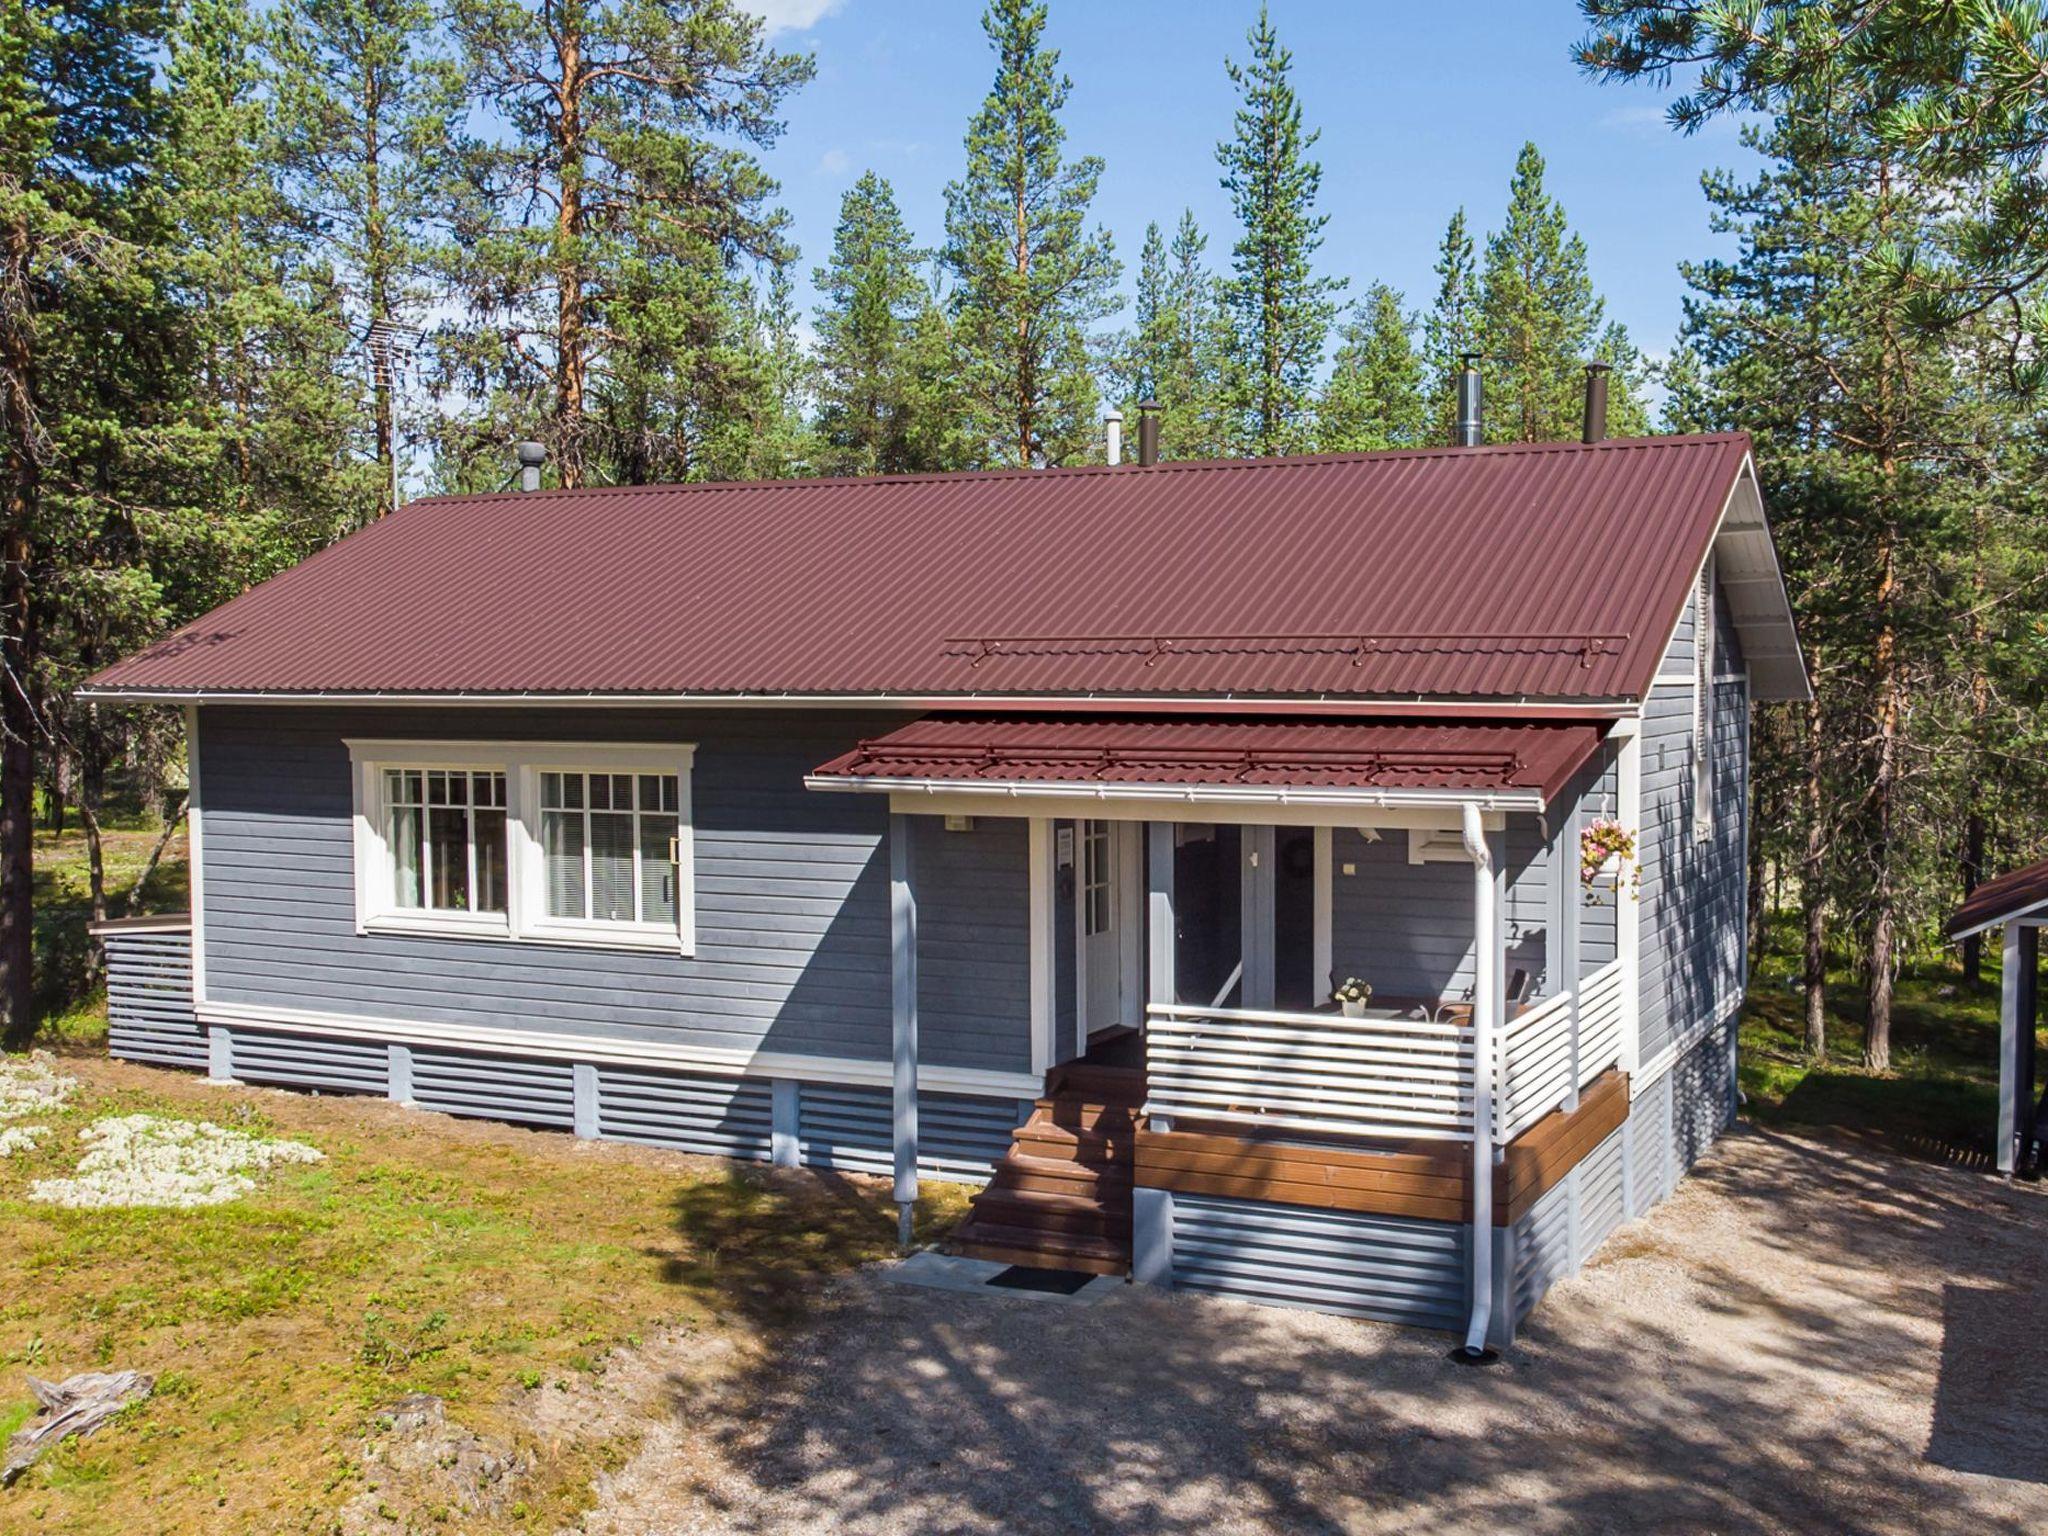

{"left": 1332, "top": 978, "right": 1373, "bottom": 1018}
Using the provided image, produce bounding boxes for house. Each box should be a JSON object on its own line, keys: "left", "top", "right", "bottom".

{"left": 83, "top": 398, "right": 1805, "bottom": 1354}
{"left": 1947, "top": 863, "right": 2048, "bottom": 1176}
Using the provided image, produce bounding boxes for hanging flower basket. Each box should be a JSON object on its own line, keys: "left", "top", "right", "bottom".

{"left": 1580, "top": 818, "right": 1640, "bottom": 903}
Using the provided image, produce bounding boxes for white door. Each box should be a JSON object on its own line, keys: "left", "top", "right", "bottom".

{"left": 1080, "top": 820, "right": 1121, "bottom": 1033}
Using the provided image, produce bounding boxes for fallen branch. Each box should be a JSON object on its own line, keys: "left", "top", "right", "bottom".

{"left": 1, "top": 1370, "right": 153, "bottom": 1485}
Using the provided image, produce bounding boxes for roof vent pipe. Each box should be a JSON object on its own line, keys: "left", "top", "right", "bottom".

{"left": 1104, "top": 408, "right": 1124, "bottom": 467}
{"left": 1454, "top": 355, "right": 1483, "bottom": 448}
{"left": 1136, "top": 399, "right": 1161, "bottom": 466}
{"left": 515, "top": 440, "right": 547, "bottom": 492}
{"left": 1581, "top": 362, "right": 1611, "bottom": 444}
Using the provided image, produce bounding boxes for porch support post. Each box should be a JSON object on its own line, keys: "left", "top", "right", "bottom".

{"left": 1999, "top": 923, "right": 2038, "bottom": 1176}
{"left": 1457, "top": 803, "right": 1501, "bottom": 1361}
{"left": 1557, "top": 801, "right": 1582, "bottom": 1113}
{"left": 1136, "top": 820, "right": 1179, "bottom": 1284}
{"left": 1312, "top": 827, "right": 1333, "bottom": 1004}
{"left": 890, "top": 813, "right": 919, "bottom": 1246}
{"left": 1614, "top": 723, "right": 1643, "bottom": 1074}
{"left": 1241, "top": 824, "right": 1277, "bottom": 1010}
{"left": 1028, "top": 818, "right": 1054, "bottom": 1077}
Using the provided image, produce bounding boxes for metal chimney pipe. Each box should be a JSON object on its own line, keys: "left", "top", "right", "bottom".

{"left": 1104, "top": 408, "right": 1124, "bottom": 467}
{"left": 515, "top": 440, "right": 547, "bottom": 492}
{"left": 1455, "top": 355, "right": 1483, "bottom": 448}
{"left": 1581, "top": 362, "right": 1611, "bottom": 444}
{"left": 1136, "top": 399, "right": 1161, "bottom": 466}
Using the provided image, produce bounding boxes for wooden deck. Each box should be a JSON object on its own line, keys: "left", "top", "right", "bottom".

{"left": 1135, "top": 1067, "right": 1630, "bottom": 1226}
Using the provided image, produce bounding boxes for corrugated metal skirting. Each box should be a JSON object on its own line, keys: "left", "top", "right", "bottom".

{"left": 595, "top": 1066, "right": 775, "bottom": 1160}
{"left": 797, "top": 1082, "right": 1017, "bottom": 1185}
{"left": 232, "top": 1030, "right": 386, "bottom": 1095}
{"left": 1171, "top": 1193, "right": 1469, "bottom": 1330}
{"left": 104, "top": 928, "right": 206, "bottom": 1071}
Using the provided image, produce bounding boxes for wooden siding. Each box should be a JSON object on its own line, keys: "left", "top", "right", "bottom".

{"left": 912, "top": 815, "right": 1032, "bottom": 1075}
{"left": 1638, "top": 585, "right": 1749, "bottom": 1068}
{"left": 1134, "top": 1067, "right": 1629, "bottom": 1225}
{"left": 102, "top": 923, "right": 205, "bottom": 1070}
{"left": 197, "top": 705, "right": 1028, "bottom": 1076}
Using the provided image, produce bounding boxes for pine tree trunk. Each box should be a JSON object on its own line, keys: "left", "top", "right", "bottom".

{"left": 1961, "top": 809, "right": 1986, "bottom": 988}
{"left": 1961, "top": 509, "right": 1991, "bottom": 987}
{"left": 0, "top": 212, "right": 37, "bottom": 1049}
{"left": 364, "top": 64, "right": 395, "bottom": 516}
{"left": 553, "top": 31, "right": 587, "bottom": 489}
{"left": 1801, "top": 658, "right": 1827, "bottom": 1061}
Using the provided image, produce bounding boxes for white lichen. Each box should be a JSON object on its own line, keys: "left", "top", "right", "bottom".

{"left": 29, "top": 1114, "right": 323, "bottom": 1210}
{"left": 0, "top": 1124, "right": 48, "bottom": 1155}
{"left": 0, "top": 1052, "right": 78, "bottom": 1121}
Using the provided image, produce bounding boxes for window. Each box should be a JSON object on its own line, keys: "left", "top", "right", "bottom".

{"left": 349, "top": 740, "right": 694, "bottom": 952}
{"left": 1081, "top": 821, "right": 1113, "bottom": 936}
{"left": 539, "top": 771, "right": 680, "bottom": 926}
{"left": 385, "top": 769, "right": 508, "bottom": 915}
{"left": 1693, "top": 558, "right": 1716, "bottom": 843}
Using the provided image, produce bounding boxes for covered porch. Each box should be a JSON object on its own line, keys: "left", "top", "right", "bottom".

{"left": 809, "top": 713, "right": 1644, "bottom": 1344}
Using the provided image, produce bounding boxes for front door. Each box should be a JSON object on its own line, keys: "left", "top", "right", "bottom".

{"left": 1080, "top": 820, "right": 1122, "bottom": 1034}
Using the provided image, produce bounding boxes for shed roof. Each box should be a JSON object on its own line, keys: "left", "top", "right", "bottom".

{"left": 809, "top": 715, "right": 1609, "bottom": 808}
{"left": 85, "top": 432, "right": 1805, "bottom": 707}
{"left": 1947, "top": 858, "right": 2048, "bottom": 940}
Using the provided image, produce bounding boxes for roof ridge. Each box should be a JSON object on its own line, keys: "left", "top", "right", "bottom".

{"left": 401, "top": 431, "right": 1751, "bottom": 509}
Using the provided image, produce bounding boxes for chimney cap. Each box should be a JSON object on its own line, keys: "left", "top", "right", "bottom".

{"left": 515, "top": 440, "right": 547, "bottom": 468}
{"left": 1583, "top": 360, "right": 1612, "bottom": 375}
{"left": 1103, "top": 407, "right": 1124, "bottom": 422}
{"left": 1137, "top": 398, "right": 1161, "bottom": 413}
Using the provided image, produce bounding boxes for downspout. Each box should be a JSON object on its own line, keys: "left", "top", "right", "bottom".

{"left": 1458, "top": 801, "right": 1499, "bottom": 1362}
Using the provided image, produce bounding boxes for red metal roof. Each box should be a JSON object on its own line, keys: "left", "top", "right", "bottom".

{"left": 812, "top": 715, "right": 1610, "bottom": 803}
{"left": 87, "top": 433, "right": 1759, "bottom": 704}
{"left": 1947, "top": 858, "right": 2048, "bottom": 938}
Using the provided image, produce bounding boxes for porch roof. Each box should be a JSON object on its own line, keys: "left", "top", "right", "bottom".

{"left": 808, "top": 714, "right": 1610, "bottom": 809}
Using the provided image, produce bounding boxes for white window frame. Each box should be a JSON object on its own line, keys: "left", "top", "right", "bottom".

{"left": 1693, "top": 557, "right": 1716, "bottom": 844}
{"left": 348, "top": 739, "right": 696, "bottom": 955}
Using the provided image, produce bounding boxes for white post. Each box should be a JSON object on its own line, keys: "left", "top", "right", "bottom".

{"left": 1105, "top": 408, "right": 1124, "bottom": 466}
{"left": 1558, "top": 802, "right": 1582, "bottom": 1112}
{"left": 1615, "top": 722, "right": 1643, "bottom": 1074}
{"left": 1028, "top": 817, "right": 1054, "bottom": 1076}
{"left": 1312, "top": 826, "right": 1333, "bottom": 1004}
{"left": 1146, "top": 821, "right": 1176, "bottom": 1132}
{"left": 890, "top": 813, "right": 919, "bottom": 1247}
{"left": 1458, "top": 803, "right": 1499, "bottom": 1359}
{"left": 2000, "top": 924, "right": 2023, "bottom": 1176}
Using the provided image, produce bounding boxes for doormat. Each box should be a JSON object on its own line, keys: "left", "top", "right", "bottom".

{"left": 985, "top": 1265, "right": 1094, "bottom": 1295}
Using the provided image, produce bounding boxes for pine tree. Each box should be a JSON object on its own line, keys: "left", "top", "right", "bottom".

{"left": 1478, "top": 142, "right": 1603, "bottom": 443}
{"left": 812, "top": 171, "right": 930, "bottom": 476}
{"left": 272, "top": 0, "right": 465, "bottom": 514}
{"left": 441, "top": 0, "right": 812, "bottom": 488}
{"left": 1421, "top": 208, "right": 1476, "bottom": 445}
{"left": 943, "top": 0, "right": 1120, "bottom": 468}
{"left": 1316, "top": 284, "right": 1427, "bottom": 452}
{"left": 1592, "top": 320, "right": 1652, "bottom": 437}
{"left": 1216, "top": 4, "right": 1342, "bottom": 456}
{"left": 1114, "top": 210, "right": 1230, "bottom": 459}
{"left": 0, "top": 0, "right": 167, "bottom": 1041}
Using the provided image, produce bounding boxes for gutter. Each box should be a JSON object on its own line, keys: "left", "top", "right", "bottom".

{"left": 1458, "top": 801, "right": 1501, "bottom": 1363}
{"left": 802, "top": 773, "right": 1548, "bottom": 814}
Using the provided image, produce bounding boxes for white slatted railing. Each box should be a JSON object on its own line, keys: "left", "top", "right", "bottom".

{"left": 1146, "top": 956, "right": 1631, "bottom": 1147}
{"left": 1144, "top": 1003, "right": 1474, "bottom": 1140}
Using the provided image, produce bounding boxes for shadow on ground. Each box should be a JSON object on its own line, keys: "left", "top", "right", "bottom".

{"left": 589, "top": 1122, "right": 2048, "bottom": 1536}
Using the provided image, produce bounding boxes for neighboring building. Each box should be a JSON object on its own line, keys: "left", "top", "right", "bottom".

{"left": 85, "top": 415, "right": 1804, "bottom": 1353}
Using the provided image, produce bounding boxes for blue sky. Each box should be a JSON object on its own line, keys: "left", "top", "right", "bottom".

{"left": 749, "top": 0, "right": 1762, "bottom": 368}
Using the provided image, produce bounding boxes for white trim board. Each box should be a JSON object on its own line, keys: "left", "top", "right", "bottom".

{"left": 185, "top": 704, "right": 208, "bottom": 1007}
{"left": 194, "top": 999, "right": 1043, "bottom": 1100}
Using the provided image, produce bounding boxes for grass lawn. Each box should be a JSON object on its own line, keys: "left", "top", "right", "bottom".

{"left": 0, "top": 1046, "right": 970, "bottom": 1533}
{"left": 1737, "top": 925, "right": 2035, "bottom": 1166}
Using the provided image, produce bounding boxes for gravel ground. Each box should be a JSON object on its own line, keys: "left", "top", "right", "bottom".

{"left": 570, "top": 1123, "right": 2048, "bottom": 1536}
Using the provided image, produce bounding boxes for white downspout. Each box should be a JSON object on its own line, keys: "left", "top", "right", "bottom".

{"left": 1459, "top": 801, "right": 1498, "bottom": 1360}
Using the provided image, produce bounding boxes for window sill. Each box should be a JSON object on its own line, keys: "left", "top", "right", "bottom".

{"left": 518, "top": 920, "right": 691, "bottom": 956}
{"left": 362, "top": 911, "right": 514, "bottom": 943}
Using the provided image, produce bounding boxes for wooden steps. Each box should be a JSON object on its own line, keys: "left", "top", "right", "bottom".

{"left": 947, "top": 1052, "right": 1143, "bottom": 1276}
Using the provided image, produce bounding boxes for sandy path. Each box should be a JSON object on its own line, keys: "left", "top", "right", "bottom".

{"left": 571, "top": 1124, "right": 2048, "bottom": 1535}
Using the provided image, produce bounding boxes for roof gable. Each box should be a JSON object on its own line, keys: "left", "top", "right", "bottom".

{"left": 86, "top": 432, "right": 1802, "bottom": 706}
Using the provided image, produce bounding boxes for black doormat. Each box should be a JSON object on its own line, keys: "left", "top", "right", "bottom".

{"left": 985, "top": 1265, "right": 1094, "bottom": 1294}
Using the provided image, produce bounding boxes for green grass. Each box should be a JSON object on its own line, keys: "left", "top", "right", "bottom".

{"left": 1737, "top": 920, "right": 2026, "bottom": 1164}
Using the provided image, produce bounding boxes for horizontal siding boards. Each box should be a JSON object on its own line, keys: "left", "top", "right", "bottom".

{"left": 410, "top": 1047, "right": 574, "bottom": 1129}
{"left": 1511, "top": 1124, "right": 1626, "bottom": 1325}
{"left": 197, "top": 705, "right": 1027, "bottom": 1068}
{"left": 1563, "top": 748, "right": 1619, "bottom": 973}
{"left": 795, "top": 1081, "right": 1012, "bottom": 1185}
{"left": 1328, "top": 814, "right": 1553, "bottom": 1006}
{"left": 231, "top": 1029, "right": 387, "bottom": 1095}
{"left": 1630, "top": 1071, "right": 1675, "bottom": 1213}
{"left": 1172, "top": 1193, "right": 1469, "bottom": 1330}
{"left": 1638, "top": 585, "right": 1749, "bottom": 1071}
{"left": 912, "top": 815, "right": 1031, "bottom": 1074}
{"left": 104, "top": 929, "right": 205, "bottom": 1071}
{"left": 1578, "top": 1125, "right": 1627, "bottom": 1254}
{"left": 593, "top": 1065, "right": 774, "bottom": 1160}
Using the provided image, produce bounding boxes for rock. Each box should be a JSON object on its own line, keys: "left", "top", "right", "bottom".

{"left": 2, "top": 1369, "right": 154, "bottom": 1485}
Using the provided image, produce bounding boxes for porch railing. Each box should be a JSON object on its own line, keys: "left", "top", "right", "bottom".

{"left": 1144, "top": 1004, "right": 1475, "bottom": 1141}
{"left": 1144, "top": 956, "right": 1629, "bottom": 1146}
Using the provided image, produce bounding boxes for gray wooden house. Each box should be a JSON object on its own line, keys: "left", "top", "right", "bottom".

{"left": 86, "top": 411, "right": 1804, "bottom": 1353}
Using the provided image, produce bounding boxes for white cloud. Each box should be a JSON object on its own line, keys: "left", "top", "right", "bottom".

{"left": 747, "top": 0, "right": 846, "bottom": 36}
